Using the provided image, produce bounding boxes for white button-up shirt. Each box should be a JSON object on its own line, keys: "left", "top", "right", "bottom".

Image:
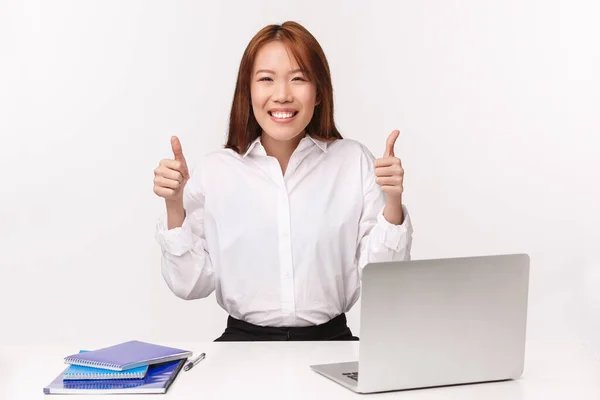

{"left": 155, "top": 135, "right": 414, "bottom": 327}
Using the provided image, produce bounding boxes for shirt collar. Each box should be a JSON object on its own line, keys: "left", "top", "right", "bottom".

{"left": 307, "top": 135, "right": 329, "bottom": 153}
{"left": 242, "top": 136, "right": 263, "bottom": 158}
{"left": 242, "top": 134, "right": 329, "bottom": 158}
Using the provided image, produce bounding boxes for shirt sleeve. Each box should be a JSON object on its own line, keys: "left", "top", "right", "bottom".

{"left": 154, "top": 160, "right": 215, "bottom": 300}
{"left": 355, "top": 144, "right": 414, "bottom": 278}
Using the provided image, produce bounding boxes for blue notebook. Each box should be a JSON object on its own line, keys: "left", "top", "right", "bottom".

{"left": 44, "top": 359, "right": 184, "bottom": 394}
{"left": 63, "top": 351, "right": 148, "bottom": 380}
{"left": 64, "top": 340, "right": 192, "bottom": 371}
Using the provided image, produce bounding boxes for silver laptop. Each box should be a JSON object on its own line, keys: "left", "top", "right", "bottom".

{"left": 310, "top": 253, "right": 530, "bottom": 393}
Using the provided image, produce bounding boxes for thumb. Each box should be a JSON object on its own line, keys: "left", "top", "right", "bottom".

{"left": 384, "top": 130, "right": 400, "bottom": 158}
{"left": 171, "top": 136, "right": 185, "bottom": 161}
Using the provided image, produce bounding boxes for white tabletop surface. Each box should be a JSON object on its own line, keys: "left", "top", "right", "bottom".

{"left": 2, "top": 336, "right": 599, "bottom": 399}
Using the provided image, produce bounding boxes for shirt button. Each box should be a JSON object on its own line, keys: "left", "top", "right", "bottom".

{"left": 284, "top": 271, "right": 291, "bottom": 278}
{"left": 281, "top": 231, "right": 289, "bottom": 238}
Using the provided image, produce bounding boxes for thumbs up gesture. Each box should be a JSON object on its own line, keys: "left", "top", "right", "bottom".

{"left": 374, "top": 130, "right": 405, "bottom": 224}
{"left": 153, "top": 136, "right": 190, "bottom": 202}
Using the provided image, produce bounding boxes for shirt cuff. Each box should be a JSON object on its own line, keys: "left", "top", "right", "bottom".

{"left": 376, "top": 204, "right": 413, "bottom": 252}
{"left": 155, "top": 212, "right": 195, "bottom": 256}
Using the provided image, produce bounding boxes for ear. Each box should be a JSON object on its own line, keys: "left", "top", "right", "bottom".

{"left": 315, "top": 94, "right": 321, "bottom": 106}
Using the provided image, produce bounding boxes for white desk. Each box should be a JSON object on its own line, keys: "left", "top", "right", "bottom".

{"left": 2, "top": 338, "right": 599, "bottom": 399}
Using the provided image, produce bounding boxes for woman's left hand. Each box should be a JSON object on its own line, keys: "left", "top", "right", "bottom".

{"left": 374, "top": 130, "right": 404, "bottom": 224}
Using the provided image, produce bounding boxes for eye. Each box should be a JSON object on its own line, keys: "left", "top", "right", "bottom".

{"left": 258, "top": 77, "right": 273, "bottom": 82}
{"left": 292, "top": 77, "right": 306, "bottom": 82}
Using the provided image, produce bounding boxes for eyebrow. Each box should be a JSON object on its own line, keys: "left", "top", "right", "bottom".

{"left": 255, "top": 68, "right": 306, "bottom": 75}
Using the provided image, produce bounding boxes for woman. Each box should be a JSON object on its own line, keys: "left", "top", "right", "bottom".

{"left": 153, "top": 21, "right": 413, "bottom": 341}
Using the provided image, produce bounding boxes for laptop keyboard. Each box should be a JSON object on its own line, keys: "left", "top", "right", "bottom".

{"left": 342, "top": 372, "right": 359, "bottom": 381}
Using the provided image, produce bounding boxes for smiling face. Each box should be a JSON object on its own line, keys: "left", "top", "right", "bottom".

{"left": 250, "top": 41, "right": 319, "bottom": 142}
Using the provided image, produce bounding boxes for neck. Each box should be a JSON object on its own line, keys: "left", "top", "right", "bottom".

{"left": 261, "top": 131, "right": 306, "bottom": 174}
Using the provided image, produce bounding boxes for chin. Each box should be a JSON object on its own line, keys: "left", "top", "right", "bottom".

{"left": 262, "top": 125, "right": 306, "bottom": 141}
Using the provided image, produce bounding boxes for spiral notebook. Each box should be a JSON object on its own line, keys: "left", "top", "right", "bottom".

{"left": 63, "top": 352, "right": 148, "bottom": 380}
{"left": 44, "top": 359, "right": 185, "bottom": 394}
{"left": 64, "top": 340, "right": 192, "bottom": 371}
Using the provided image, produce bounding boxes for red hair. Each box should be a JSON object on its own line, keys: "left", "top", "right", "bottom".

{"left": 225, "top": 21, "right": 343, "bottom": 155}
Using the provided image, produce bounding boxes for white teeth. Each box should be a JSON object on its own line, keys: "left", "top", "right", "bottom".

{"left": 271, "top": 112, "right": 294, "bottom": 119}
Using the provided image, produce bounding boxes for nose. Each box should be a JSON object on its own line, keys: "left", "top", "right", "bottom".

{"left": 273, "top": 80, "right": 293, "bottom": 103}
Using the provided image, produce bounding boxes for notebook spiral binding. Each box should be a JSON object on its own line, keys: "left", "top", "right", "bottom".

{"left": 64, "top": 357, "right": 120, "bottom": 370}
{"left": 66, "top": 371, "right": 142, "bottom": 379}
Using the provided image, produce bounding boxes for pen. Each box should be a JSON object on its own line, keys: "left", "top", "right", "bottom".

{"left": 184, "top": 352, "right": 206, "bottom": 371}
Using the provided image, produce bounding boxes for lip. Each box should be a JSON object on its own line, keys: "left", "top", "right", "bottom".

{"left": 269, "top": 108, "right": 298, "bottom": 113}
{"left": 268, "top": 109, "right": 298, "bottom": 124}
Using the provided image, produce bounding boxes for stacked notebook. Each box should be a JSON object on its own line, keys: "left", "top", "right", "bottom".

{"left": 43, "top": 340, "right": 192, "bottom": 395}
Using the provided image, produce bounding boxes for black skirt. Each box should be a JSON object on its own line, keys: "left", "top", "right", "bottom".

{"left": 214, "top": 313, "right": 359, "bottom": 341}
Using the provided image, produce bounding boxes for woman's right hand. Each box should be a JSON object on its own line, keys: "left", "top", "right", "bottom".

{"left": 153, "top": 136, "right": 190, "bottom": 202}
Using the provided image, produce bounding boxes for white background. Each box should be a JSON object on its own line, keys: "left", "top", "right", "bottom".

{"left": 0, "top": 0, "right": 598, "bottom": 360}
